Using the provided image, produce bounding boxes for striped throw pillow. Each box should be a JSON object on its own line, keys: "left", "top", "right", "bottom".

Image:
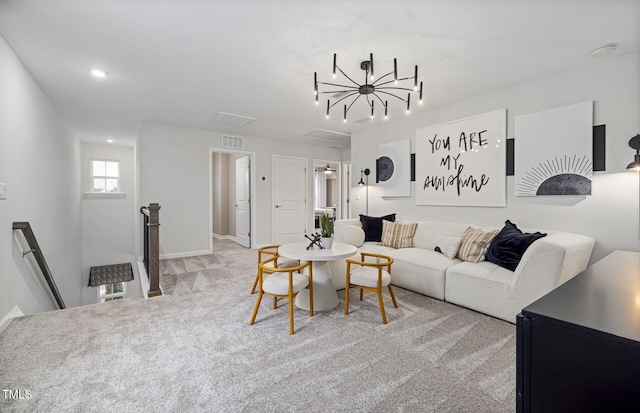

{"left": 456, "top": 227, "right": 499, "bottom": 263}
{"left": 379, "top": 220, "right": 418, "bottom": 249}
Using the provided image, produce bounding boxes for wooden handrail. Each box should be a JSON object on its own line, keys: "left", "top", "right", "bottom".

{"left": 12, "top": 222, "right": 66, "bottom": 309}
{"left": 141, "top": 203, "right": 162, "bottom": 298}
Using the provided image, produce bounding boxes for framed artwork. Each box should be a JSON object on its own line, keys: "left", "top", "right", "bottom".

{"left": 515, "top": 101, "right": 593, "bottom": 196}
{"left": 378, "top": 139, "right": 411, "bottom": 197}
{"left": 415, "top": 109, "right": 507, "bottom": 207}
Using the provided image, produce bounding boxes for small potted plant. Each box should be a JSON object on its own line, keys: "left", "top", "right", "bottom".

{"left": 320, "top": 212, "right": 335, "bottom": 249}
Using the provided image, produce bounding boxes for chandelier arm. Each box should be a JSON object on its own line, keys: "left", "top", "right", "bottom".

{"left": 336, "top": 66, "right": 361, "bottom": 87}
{"left": 376, "top": 86, "right": 417, "bottom": 92}
{"left": 345, "top": 94, "right": 363, "bottom": 114}
{"left": 319, "top": 90, "right": 358, "bottom": 95}
{"left": 317, "top": 82, "right": 359, "bottom": 89}
{"left": 376, "top": 90, "right": 407, "bottom": 102}
{"left": 329, "top": 92, "right": 360, "bottom": 109}
{"left": 372, "top": 93, "right": 386, "bottom": 107}
{"left": 371, "top": 71, "right": 394, "bottom": 85}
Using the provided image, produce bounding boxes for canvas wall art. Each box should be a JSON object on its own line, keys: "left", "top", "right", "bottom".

{"left": 378, "top": 139, "right": 411, "bottom": 197}
{"left": 515, "top": 101, "right": 593, "bottom": 196}
{"left": 415, "top": 109, "right": 507, "bottom": 207}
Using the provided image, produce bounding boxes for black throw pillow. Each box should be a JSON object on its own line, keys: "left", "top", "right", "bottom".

{"left": 359, "top": 214, "right": 396, "bottom": 242}
{"left": 486, "top": 220, "right": 547, "bottom": 271}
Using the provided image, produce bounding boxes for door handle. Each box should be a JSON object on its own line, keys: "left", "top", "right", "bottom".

{"left": 275, "top": 205, "right": 282, "bottom": 208}
{"left": 235, "top": 204, "right": 238, "bottom": 207}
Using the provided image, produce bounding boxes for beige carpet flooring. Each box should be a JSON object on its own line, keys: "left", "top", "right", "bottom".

{"left": 0, "top": 239, "right": 516, "bottom": 412}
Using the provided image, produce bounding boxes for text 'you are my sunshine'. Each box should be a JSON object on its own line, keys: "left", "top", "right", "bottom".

{"left": 424, "top": 131, "right": 490, "bottom": 196}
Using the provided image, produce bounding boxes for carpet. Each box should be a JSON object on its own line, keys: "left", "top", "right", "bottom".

{"left": 0, "top": 240, "right": 516, "bottom": 412}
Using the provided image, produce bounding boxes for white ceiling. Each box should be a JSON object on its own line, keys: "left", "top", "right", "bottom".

{"left": 1, "top": 0, "right": 638, "bottom": 147}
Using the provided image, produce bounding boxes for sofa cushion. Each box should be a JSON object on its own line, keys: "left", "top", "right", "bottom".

{"left": 486, "top": 220, "right": 547, "bottom": 271}
{"left": 412, "top": 221, "right": 475, "bottom": 250}
{"left": 457, "top": 227, "right": 499, "bottom": 263}
{"left": 359, "top": 213, "right": 396, "bottom": 242}
{"left": 431, "top": 234, "right": 462, "bottom": 259}
{"left": 445, "top": 261, "right": 516, "bottom": 321}
{"left": 391, "top": 247, "right": 460, "bottom": 270}
{"left": 380, "top": 220, "right": 418, "bottom": 249}
{"left": 342, "top": 225, "right": 365, "bottom": 247}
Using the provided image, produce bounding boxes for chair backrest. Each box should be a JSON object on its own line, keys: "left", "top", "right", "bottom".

{"left": 259, "top": 257, "right": 310, "bottom": 275}
{"left": 258, "top": 245, "right": 280, "bottom": 261}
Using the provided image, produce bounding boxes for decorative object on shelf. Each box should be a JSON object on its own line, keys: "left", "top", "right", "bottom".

{"left": 415, "top": 109, "right": 507, "bottom": 207}
{"left": 320, "top": 212, "right": 335, "bottom": 249}
{"left": 305, "top": 232, "right": 324, "bottom": 250}
{"left": 314, "top": 53, "right": 423, "bottom": 122}
{"left": 627, "top": 134, "right": 640, "bottom": 171}
{"left": 358, "top": 168, "right": 370, "bottom": 215}
{"left": 515, "top": 101, "right": 593, "bottom": 196}
{"left": 378, "top": 139, "right": 411, "bottom": 197}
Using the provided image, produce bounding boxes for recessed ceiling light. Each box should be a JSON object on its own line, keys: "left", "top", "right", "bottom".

{"left": 591, "top": 43, "right": 617, "bottom": 58}
{"left": 106, "top": 139, "right": 114, "bottom": 143}
{"left": 90, "top": 69, "right": 108, "bottom": 78}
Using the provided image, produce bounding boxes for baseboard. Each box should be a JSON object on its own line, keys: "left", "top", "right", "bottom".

{"left": 159, "top": 250, "right": 211, "bottom": 260}
{"left": 212, "top": 233, "right": 237, "bottom": 242}
{"left": 0, "top": 305, "right": 24, "bottom": 335}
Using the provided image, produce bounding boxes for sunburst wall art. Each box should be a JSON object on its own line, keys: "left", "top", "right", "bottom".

{"left": 378, "top": 139, "right": 411, "bottom": 197}
{"left": 515, "top": 101, "right": 593, "bottom": 196}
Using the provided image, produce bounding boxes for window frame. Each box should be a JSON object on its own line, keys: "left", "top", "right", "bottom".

{"left": 86, "top": 158, "right": 124, "bottom": 196}
{"left": 98, "top": 282, "right": 127, "bottom": 303}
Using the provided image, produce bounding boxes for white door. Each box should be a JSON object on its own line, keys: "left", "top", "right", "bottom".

{"left": 273, "top": 156, "right": 307, "bottom": 245}
{"left": 235, "top": 156, "right": 251, "bottom": 248}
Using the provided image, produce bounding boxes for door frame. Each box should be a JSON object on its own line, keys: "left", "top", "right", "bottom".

{"left": 272, "top": 154, "right": 308, "bottom": 243}
{"left": 209, "top": 147, "right": 257, "bottom": 252}
{"left": 312, "top": 158, "right": 342, "bottom": 225}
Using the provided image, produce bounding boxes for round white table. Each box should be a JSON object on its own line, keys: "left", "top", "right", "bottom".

{"left": 278, "top": 242, "right": 357, "bottom": 311}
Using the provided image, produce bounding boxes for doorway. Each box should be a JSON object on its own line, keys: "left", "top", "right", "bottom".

{"left": 272, "top": 155, "right": 307, "bottom": 245}
{"left": 210, "top": 149, "right": 256, "bottom": 250}
{"left": 313, "top": 159, "right": 341, "bottom": 231}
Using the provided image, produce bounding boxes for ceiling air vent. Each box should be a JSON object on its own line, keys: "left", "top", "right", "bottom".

{"left": 301, "top": 129, "right": 351, "bottom": 148}
{"left": 209, "top": 112, "right": 255, "bottom": 127}
{"left": 222, "top": 135, "right": 244, "bottom": 149}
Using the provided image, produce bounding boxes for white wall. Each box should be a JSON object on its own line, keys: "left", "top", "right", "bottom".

{"left": 0, "top": 34, "right": 82, "bottom": 318}
{"left": 139, "top": 122, "right": 344, "bottom": 255}
{"left": 80, "top": 143, "right": 140, "bottom": 305}
{"left": 350, "top": 51, "right": 640, "bottom": 264}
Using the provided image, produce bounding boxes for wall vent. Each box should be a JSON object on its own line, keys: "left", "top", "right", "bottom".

{"left": 209, "top": 112, "right": 255, "bottom": 127}
{"left": 222, "top": 135, "right": 244, "bottom": 149}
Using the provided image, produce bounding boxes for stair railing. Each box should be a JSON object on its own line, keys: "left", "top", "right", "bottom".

{"left": 140, "top": 203, "right": 162, "bottom": 297}
{"left": 12, "top": 222, "right": 66, "bottom": 309}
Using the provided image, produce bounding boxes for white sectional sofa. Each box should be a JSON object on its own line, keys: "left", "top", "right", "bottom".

{"left": 330, "top": 218, "right": 595, "bottom": 323}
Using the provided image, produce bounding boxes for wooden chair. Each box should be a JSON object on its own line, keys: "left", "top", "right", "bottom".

{"left": 344, "top": 252, "right": 398, "bottom": 324}
{"left": 250, "top": 245, "right": 299, "bottom": 294}
{"left": 250, "top": 257, "right": 313, "bottom": 335}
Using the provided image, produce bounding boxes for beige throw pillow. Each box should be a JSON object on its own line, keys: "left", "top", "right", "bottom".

{"left": 457, "top": 227, "right": 499, "bottom": 263}
{"left": 379, "top": 220, "right": 418, "bottom": 249}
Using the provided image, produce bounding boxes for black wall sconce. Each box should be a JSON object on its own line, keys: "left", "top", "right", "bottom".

{"left": 358, "top": 168, "right": 370, "bottom": 215}
{"left": 627, "top": 134, "right": 640, "bottom": 171}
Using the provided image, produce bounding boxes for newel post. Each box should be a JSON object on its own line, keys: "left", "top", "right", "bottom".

{"left": 147, "top": 203, "right": 162, "bottom": 298}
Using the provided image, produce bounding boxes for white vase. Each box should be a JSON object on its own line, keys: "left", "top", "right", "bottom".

{"left": 321, "top": 237, "right": 334, "bottom": 249}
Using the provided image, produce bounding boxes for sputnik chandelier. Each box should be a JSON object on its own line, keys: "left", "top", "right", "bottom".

{"left": 314, "top": 53, "right": 423, "bottom": 122}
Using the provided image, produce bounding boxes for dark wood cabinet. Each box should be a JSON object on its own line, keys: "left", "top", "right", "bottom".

{"left": 517, "top": 250, "right": 640, "bottom": 413}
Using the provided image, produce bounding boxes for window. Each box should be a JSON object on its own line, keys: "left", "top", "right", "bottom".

{"left": 90, "top": 159, "right": 119, "bottom": 193}
{"left": 98, "top": 282, "right": 126, "bottom": 303}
